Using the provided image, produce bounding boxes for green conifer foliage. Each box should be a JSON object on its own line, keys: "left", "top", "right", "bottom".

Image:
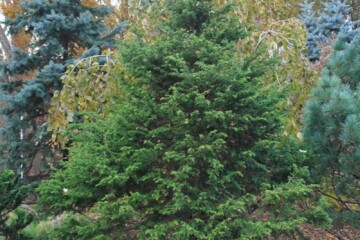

{"left": 0, "top": 0, "right": 112, "bottom": 175}
{"left": 38, "top": 0, "right": 330, "bottom": 238}
{"left": 303, "top": 33, "right": 360, "bottom": 228}
{"left": 0, "top": 170, "right": 33, "bottom": 239}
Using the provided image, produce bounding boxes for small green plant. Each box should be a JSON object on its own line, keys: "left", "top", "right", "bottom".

{"left": 22, "top": 220, "right": 54, "bottom": 240}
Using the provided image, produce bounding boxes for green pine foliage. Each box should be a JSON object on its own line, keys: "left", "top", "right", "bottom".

{"left": 303, "top": 33, "right": 360, "bottom": 229}
{"left": 0, "top": 0, "right": 112, "bottom": 174}
{"left": 37, "top": 0, "right": 330, "bottom": 238}
{"left": 0, "top": 170, "right": 33, "bottom": 239}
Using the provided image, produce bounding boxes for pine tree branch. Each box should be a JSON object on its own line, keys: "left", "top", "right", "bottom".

{"left": 318, "top": 189, "right": 358, "bottom": 206}
{"left": 325, "top": 170, "right": 352, "bottom": 211}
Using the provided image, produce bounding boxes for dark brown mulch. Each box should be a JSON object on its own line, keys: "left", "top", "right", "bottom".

{"left": 299, "top": 224, "right": 360, "bottom": 240}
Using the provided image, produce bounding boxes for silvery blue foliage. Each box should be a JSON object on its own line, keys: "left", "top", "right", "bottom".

{"left": 299, "top": 1, "right": 324, "bottom": 61}
{"left": 299, "top": 0, "right": 359, "bottom": 61}
{"left": 319, "top": 0, "right": 352, "bottom": 35}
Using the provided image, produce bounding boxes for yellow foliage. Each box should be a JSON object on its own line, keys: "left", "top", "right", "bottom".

{"left": 1, "top": 0, "right": 31, "bottom": 51}
{"left": 47, "top": 0, "right": 131, "bottom": 148}
{"left": 223, "top": 0, "right": 319, "bottom": 135}
{"left": 81, "top": 0, "right": 98, "bottom": 8}
{"left": 0, "top": 0, "right": 21, "bottom": 19}
{"left": 81, "top": 0, "right": 127, "bottom": 29}
{"left": 48, "top": 51, "right": 126, "bottom": 148}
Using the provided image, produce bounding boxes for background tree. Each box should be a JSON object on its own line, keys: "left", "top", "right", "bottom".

{"left": 0, "top": 0, "right": 33, "bottom": 129}
{"left": 0, "top": 0, "right": 115, "bottom": 178}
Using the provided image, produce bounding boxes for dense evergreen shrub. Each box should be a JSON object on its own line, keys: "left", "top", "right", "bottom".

{"left": 38, "top": 1, "right": 330, "bottom": 238}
